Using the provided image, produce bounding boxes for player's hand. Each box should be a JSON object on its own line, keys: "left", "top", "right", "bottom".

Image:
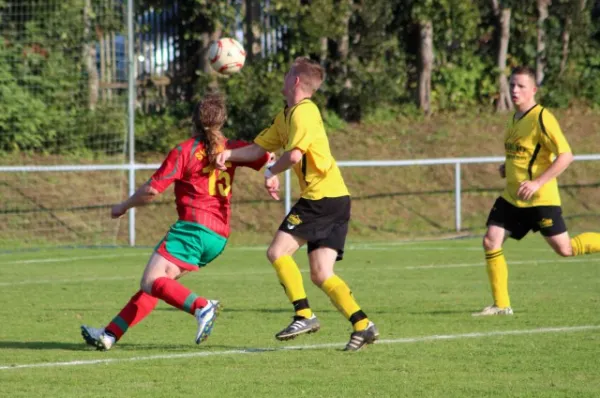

{"left": 498, "top": 163, "right": 506, "bottom": 178}
{"left": 215, "top": 150, "right": 231, "bottom": 171}
{"left": 264, "top": 175, "right": 280, "bottom": 201}
{"left": 111, "top": 203, "right": 127, "bottom": 219}
{"left": 517, "top": 180, "right": 541, "bottom": 201}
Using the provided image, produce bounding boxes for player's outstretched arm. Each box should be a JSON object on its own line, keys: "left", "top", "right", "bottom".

{"left": 266, "top": 148, "right": 302, "bottom": 175}
{"left": 111, "top": 182, "right": 160, "bottom": 218}
{"left": 215, "top": 144, "right": 267, "bottom": 170}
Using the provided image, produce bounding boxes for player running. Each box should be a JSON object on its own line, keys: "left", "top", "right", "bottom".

{"left": 81, "top": 93, "right": 271, "bottom": 350}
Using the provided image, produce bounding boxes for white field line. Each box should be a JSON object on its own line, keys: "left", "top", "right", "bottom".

{"left": 0, "top": 243, "right": 553, "bottom": 266}
{"left": 0, "top": 253, "right": 145, "bottom": 265}
{"left": 1, "top": 325, "right": 598, "bottom": 371}
{"left": 405, "top": 257, "right": 600, "bottom": 269}
{"left": 2, "top": 257, "right": 598, "bottom": 287}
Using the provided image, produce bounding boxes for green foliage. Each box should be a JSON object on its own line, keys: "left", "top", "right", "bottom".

{"left": 432, "top": 57, "right": 496, "bottom": 110}
{"left": 215, "top": 60, "right": 286, "bottom": 141}
{"left": 0, "top": 0, "right": 126, "bottom": 154}
{"left": 135, "top": 104, "right": 190, "bottom": 154}
{"left": 2, "top": 0, "right": 600, "bottom": 154}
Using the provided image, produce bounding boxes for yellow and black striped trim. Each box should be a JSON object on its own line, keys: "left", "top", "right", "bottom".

{"left": 571, "top": 236, "right": 584, "bottom": 256}
{"left": 485, "top": 249, "right": 504, "bottom": 260}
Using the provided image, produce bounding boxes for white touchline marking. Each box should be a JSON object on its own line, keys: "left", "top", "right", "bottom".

{"left": 3, "top": 256, "right": 599, "bottom": 287}
{"left": 0, "top": 276, "right": 139, "bottom": 287}
{"left": 405, "top": 257, "right": 600, "bottom": 269}
{"left": 0, "top": 325, "right": 598, "bottom": 371}
{"left": 0, "top": 253, "right": 146, "bottom": 266}
{"left": 0, "top": 242, "right": 551, "bottom": 265}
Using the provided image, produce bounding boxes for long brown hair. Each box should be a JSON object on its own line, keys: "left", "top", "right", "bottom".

{"left": 192, "top": 93, "right": 227, "bottom": 163}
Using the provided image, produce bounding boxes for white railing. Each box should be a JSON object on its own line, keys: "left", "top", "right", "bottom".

{"left": 2, "top": 154, "right": 599, "bottom": 246}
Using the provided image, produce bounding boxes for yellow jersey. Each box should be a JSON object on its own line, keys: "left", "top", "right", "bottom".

{"left": 502, "top": 105, "right": 572, "bottom": 207}
{"left": 254, "top": 98, "right": 349, "bottom": 200}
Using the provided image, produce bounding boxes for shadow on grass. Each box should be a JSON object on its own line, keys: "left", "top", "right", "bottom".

{"left": 153, "top": 307, "right": 339, "bottom": 314}
{"left": 407, "top": 309, "right": 474, "bottom": 315}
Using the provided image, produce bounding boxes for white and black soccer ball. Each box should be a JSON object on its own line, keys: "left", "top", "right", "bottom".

{"left": 208, "top": 38, "right": 246, "bottom": 75}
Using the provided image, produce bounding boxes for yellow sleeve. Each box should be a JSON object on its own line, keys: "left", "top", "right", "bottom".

{"left": 284, "top": 104, "right": 321, "bottom": 152}
{"left": 254, "top": 115, "right": 283, "bottom": 152}
{"left": 539, "top": 110, "right": 571, "bottom": 155}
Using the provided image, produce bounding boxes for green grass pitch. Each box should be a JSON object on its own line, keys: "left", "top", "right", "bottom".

{"left": 1, "top": 237, "right": 599, "bottom": 397}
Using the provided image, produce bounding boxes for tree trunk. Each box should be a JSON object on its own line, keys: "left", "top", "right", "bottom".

{"left": 560, "top": 0, "right": 587, "bottom": 76}
{"left": 418, "top": 20, "right": 433, "bottom": 115}
{"left": 319, "top": 36, "right": 328, "bottom": 66}
{"left": 244, "top": 0, "right": 262, "bottom": 61}
{"left": 83, "top": 0, "right": 98, "bottom": 110}
{"left": 336, "top": 0, "right": 353, "bottom": 120}
{"left": 536, "top": 0, "right": 551, "bottom": 86}
{"left": 493, "top": 1, "right": 513, "bottom": 112}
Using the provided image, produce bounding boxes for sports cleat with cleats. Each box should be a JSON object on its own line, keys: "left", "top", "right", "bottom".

{"left": 80, "top": 325, "right": 116, "bottom": 351}
{"left": 472, "top": 304, "right": 514, "bottom": 316}
{"left": 344, "top": 322, "right": 379, "bottom": 351}
{"left": 194, "top": 299, "right": 221, "bottom": 344}
{"left": 275, "top": 314, "right": 321, "bottom": 341}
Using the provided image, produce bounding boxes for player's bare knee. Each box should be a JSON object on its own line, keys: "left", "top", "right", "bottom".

{"left": 555, "top": 246, "right": 573, "bottom": 257}
{"left": 482, "top": 235, "right": 500, "bottom": 251}
{"left": 140, "top": 276, "right": 154, "bottom": 294}
{"left": 310, "top": 270, "right": 327, "bottom": 286}
{"left": 266, "top": 246, "right": 281, "bottom": 263}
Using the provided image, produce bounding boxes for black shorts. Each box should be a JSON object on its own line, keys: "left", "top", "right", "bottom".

{"left": 278, "top": 196, "right": 351, "bottom": 261}
{"left": 486, "top": 196, "right": 567, "bottom": 240}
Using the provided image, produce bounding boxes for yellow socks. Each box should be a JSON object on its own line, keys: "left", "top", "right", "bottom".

{"left": 485, "top": 249, "right": 511, "bottom": 308}
{"left": 321, "top": 275, "right": 369, "bottom": 331}
{"left": 571, "top": 233, "right": 600, "bottom": 256}
{"left": 272, "top": 255, "right": 312, "bottom": 319}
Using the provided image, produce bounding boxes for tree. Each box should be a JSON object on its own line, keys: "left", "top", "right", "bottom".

{"left": 491, "top": 0, "right": 513, "bottom": 112}
{"left": 560, "top": 0, "right": 588, "bottom": 76}
{"left": 418, "top": 20, "right": 434, "bottom": 114}
{"left": 536, "top": 0, "right": 551, "bottom": 85}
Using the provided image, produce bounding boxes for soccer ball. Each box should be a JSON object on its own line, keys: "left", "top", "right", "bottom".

{"left": 208, "top": 38, "right": 246, "bottom": 75}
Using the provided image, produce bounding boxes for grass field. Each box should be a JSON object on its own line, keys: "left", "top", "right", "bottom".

{"left": 1, "top": 237, "right": 599, "bottom": 397}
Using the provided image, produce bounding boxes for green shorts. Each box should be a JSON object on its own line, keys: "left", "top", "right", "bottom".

{"left": 155, "top": 221, "right": 227, "bottom": 271}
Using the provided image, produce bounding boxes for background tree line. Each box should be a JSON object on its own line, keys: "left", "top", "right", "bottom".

{"left": 0, "top": 0, "right": 599, "bottom": 154}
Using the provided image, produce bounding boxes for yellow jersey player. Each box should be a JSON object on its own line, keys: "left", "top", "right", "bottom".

{"left": 473, "top": 66, "right": 600, "bottom": 316}
{"left": 216, "top": 57, "right": 378, "bottom": 351}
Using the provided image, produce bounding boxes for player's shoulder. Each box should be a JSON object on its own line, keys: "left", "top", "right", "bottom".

{"left": 537, "top": 106, "right": 561, "bottom": 133}
{"left": 176, "top": 136, "right": 200, "bottom": 150}
{"left": 538, "top": 105, "right": 559, "bottom": 121}
{"left": 289, "top": 99, "right": 322, "bottom": 124}
{"left": 292, "top": 99, "right": 320, "bottom": 115}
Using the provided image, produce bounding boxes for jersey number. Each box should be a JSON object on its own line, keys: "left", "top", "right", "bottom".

{"left": 202, "top": 165, "right": 231, "bottom": 197}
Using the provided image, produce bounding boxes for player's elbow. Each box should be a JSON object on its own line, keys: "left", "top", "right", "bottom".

{"left": 142, "top": 184, "right": 160, "bottom": 200}
{"left": 289, "top": 149, "right": 303, "bottom": 164}
{"left": 562, "top": 152, "right": 574, "bottom": 165}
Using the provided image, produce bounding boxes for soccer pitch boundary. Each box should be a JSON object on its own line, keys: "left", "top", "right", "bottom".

{"left": 0, "top": 239, "right": 555, "bottom": 262}
{"left": 2, "top": 257, "right": 598, "bottom": 287}
{"left": 1, "top": 325, "right": 598, "bottom": 371}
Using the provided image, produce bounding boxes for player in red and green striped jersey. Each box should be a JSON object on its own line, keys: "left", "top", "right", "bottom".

{"left": 81, "top": 93, "right": 271, "bottom": 350}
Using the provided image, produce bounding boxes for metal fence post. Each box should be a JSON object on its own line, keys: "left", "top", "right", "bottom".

{"left": 455, "top": 162, "right": 462, "bottom": 232}
{"left": 127, "top": 0, "right": 136, "bottom": 247}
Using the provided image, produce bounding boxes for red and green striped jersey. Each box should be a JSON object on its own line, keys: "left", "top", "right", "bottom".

{"left": 149, "top": 137, "right": 269, "bottom": 237}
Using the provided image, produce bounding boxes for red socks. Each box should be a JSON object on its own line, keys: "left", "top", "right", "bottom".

{"left": 105, "top": 290, "right": 158, "bottom": 340}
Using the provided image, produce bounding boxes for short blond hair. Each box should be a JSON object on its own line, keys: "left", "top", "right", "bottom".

{"left": 291, "top": 57, "right": 324, "bottom": 93}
